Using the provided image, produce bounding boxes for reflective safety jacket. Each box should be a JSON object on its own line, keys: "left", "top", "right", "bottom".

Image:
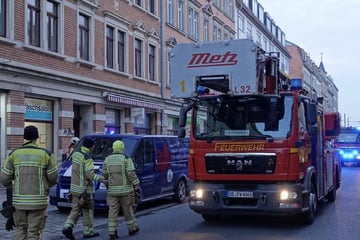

{"left": 70, "top": 146, "right": 103, "bottom": 195}
{"left": 102, "top": 153, "right": 140, "bottom": 196}
{"left": 0, "top": 142, "right": 58, "bottom": 210}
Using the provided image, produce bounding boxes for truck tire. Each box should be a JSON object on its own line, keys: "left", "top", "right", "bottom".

{"left": 326, "top": 187, "right": 336, "bottom": 202}
{"left": 301, "top": 182, "right": 317, "bottom": 225}
{"left": 173, "top": 179, "right": 187, "bottom": 203}
{"left": 202, "top": 214, "right": 220, "bottom": 222}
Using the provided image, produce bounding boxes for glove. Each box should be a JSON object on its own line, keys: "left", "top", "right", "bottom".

{"left": 0, "top": 201, "right": 14, "bottom": 219}
{"left": 134, "top": 186, "right": 141, "bottom": 204}
{"left": 5, "top": 217, "right": 15, "bottom": 231}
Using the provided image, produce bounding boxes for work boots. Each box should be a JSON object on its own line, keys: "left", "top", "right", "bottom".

{"left": 62, "top": 227, "right": 75, "bottom": 240}
{"left": 109, "top": 230, "right": 119, "bottom": 239}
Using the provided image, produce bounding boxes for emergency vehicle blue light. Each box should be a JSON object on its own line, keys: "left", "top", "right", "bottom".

{"left": 197, "top": 85, "right": 210, "bottom": 95}
{"left": 290, "top": 78, "right": 302, "bottom": 90}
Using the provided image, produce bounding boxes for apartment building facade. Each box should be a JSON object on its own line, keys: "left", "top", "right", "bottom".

{"left": 0, "top": 0, "right": 237, "bottom": 163}
{"left": 286, "top": 41, "right": 338, "bottom": 113}
{"left": 237, "top": 0, "right": 338, "bottom": 113}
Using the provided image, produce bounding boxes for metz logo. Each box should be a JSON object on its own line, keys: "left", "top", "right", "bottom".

{"left": 187, "top": 51, "right": 238, "bottom": 68}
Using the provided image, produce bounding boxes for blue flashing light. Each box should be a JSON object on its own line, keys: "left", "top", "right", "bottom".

{"left": 290, "top": 78, "right": 302, "bottom": 90}
{"left": 197, "top": 85, "right": 210, "bottom": 95}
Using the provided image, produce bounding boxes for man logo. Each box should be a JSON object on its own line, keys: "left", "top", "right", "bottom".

{"left": 227, "top": 159, "right": 252, "bottom": 171}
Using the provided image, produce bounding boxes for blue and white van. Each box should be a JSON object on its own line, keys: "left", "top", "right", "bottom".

{"left": 49, "top": 134, "right": 189, "bottom": 210}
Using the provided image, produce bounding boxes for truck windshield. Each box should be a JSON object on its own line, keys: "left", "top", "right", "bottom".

{"left": 193, "top": 95, "right": 292, "bottom": 140}
{"left": 335, "top": 129, "right": 360, "bottom": 144}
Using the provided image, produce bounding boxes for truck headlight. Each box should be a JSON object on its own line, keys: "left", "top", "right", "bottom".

{"left": 190, "top": 189, "right": 204, "bottom": 199}
{"left": 280, "top": 190, "right": 297, "bottom": 200}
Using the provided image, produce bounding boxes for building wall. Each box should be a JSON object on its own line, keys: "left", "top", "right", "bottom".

{"left": 0, "top": 0, "right": 238, "bottom": 165}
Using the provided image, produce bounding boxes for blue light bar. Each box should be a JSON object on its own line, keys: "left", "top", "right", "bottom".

{"left": 290, "top": 78, "right": 302, "bottom": 90}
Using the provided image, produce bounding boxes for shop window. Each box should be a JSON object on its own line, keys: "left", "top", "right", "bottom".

{"left": 105, "top": 108, "right": 121, "bottom": 134}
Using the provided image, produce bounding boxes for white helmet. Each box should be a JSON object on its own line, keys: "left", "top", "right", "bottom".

{"left": 71, "top": 137, "right": 80, "bottom": 145}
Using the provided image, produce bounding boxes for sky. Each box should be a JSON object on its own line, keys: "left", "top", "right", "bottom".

{"left": 259, "top": 0, "right": 360, "bottom": 127}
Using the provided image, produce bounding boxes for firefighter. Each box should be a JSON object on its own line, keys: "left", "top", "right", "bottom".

{"left": 66, "top": 136, "right": 80, "bottom": 158}
{"left": 0, "top": 125, "right": 58, "bottom": 239}
{"left": 62, "top": 137, "right": 106, "bottom": 240}
{"left": 102, "top": 140, "right": 141, "bottom": 239}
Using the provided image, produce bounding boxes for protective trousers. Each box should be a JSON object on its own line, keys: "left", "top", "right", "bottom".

{"left": 63, "top": 194, "right": 96, "bottom": 235}
{"left": 13, "top": 207, "right": 47, "bottom": 240}
{"left": 107, "top": 194, "right": 138, "bottom": 235}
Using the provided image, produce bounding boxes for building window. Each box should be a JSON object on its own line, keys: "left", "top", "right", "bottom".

{"left": 224, "top": 30, "right": 229, "bottom": 40}
{"left": 237, "top": 11, "right": 245, "bottom": 36}
{"left": 105, "top": 109, "right": 121, "bottom": 134}
{"left": 134, "top": 113, "right": 152, "bottom": 135}
{"left": 106, "top": 26, "right": 114, "bottom": 68}
{"left": 148, "top": 44, "right": 155, "bottom": 81}
{"left": 135, "top": 0, "right": 142, "bottom": 7}
{"left": 135, "top": 38, "right": 142, "bottom": 77}
{"left": 188, "top": 6, "right": 199, "bottom": 39}
{"left": 79, "top": 13, "right": 90, "bottom": 61}
{"left": 0, "top": 0, "right": 6, "bottom": 37}
{"left": 118, "top": 30, "right": 125, "bottom": 72}
{"left": 46, "top": 0, "right": 58, "bottom": 52}
{"left": 149, "top": 0, "right": 155, "bottom": 14}
{"left": 27, "top": 0, "right": 41, "bottom": 47}
{"left": 177, "top": 0, "right": 184, "bottom": 31}
{"left": 203, "top": 17, "right": 209, "bottom": 42}
{"left": 167, "top": 0, "right": 174, "bottom": 25}
{"left": 246, "top": 21, "right": 252, "bottom": 39}
{"left": 223, "top": 0, "right": 234, "bottom": 19}
{"left": 213, "top": 0, "right": 221, "bottom": 9}
{"left": 213, "top": 22, "right": 222, "bottom": 41}
{"left": 167, "top": 116, "right": 179, "bottom": 135}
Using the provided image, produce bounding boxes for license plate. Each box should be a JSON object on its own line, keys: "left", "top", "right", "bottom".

{"left": 226, "top": 191, "right": 253, "bottom": 198}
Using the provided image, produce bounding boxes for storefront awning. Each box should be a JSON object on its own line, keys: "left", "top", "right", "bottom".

{"left": 105, "top": 93, "right": 165, "bottom": 110}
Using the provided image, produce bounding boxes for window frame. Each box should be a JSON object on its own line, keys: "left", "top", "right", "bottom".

{"left": 177, "top": 0, "right": 184, "bottom": 31}
{"left": 24, "top": 0, "right": 63, "bottom": 54}
{"left": 27, "top": 0, "right": 41, "bottom": 47}
{"left": 148, "top": 44, "right": 156, "bottom": 81}
{"left": 134, "top": 38, "right": 144, "bottom": 78}
{"left": 46, "top": 0, "right": 59, "bottom": 52}
{"left": 167, "top": 0, "right": 174, "bottom": 25}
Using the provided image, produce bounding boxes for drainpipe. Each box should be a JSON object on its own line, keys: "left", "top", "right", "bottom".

{"left": 160, "top": 1, "right": 166, "bottom": 134}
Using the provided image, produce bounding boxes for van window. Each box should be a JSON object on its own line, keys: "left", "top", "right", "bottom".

{"left": 71, "top": 136, "right": 140, "bottom": 161}
{"left": 133, "top": 139, "right": 154, "bottom": 168}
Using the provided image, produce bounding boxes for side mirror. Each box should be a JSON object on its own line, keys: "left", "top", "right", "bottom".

{"left": 179, "top": 102, "right": 194, "bottom": 128}
{"left": 306, "top": 101, "right": 317, "bottom": 125}
{"left": 178, "top": 128, "right": 186, "bottom": 138}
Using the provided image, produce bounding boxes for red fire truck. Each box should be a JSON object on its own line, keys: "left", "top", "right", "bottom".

{"left": 170, "top": 39, "right": 341, "bottom": 224}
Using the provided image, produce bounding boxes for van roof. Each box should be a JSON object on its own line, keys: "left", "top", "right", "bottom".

{"left": 82, "top": 134, "right": 181, "bottom": 139}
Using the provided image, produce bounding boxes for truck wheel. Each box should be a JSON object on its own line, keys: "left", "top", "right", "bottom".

{"left": 174, "top": 179, "right": 187, "bottom": 203}
{"left": 202, "top": 214, "right": 220, "bottom": 222}
{"left": 301, "top": 182, "right": 317, "bottom": 225}
{"left": 327, "top": 187, "right": 336, "bottom": 202}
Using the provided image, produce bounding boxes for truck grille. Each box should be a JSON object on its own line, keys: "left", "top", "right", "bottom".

{"left": 205, "top": 153, "right": 276, "bottom": 174}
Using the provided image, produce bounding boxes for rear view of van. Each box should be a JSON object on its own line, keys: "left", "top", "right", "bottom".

{"left": 50, "top": 135, "right": 190, "bottom": 210}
